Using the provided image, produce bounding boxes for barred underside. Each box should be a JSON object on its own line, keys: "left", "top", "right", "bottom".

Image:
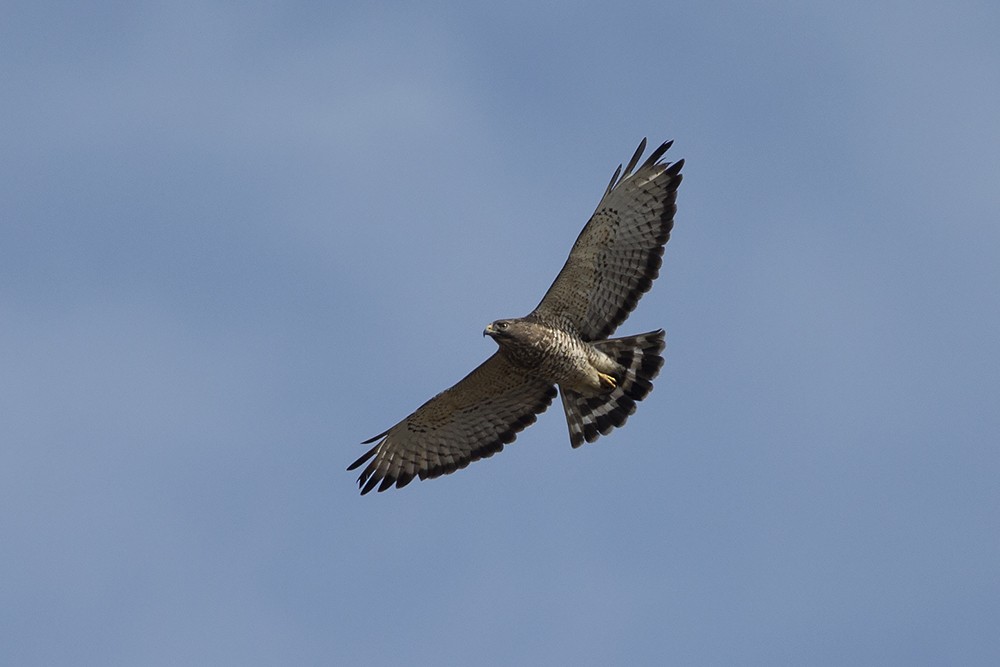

{"left": 559, "top": 330, "right": 666, "bottom": 448}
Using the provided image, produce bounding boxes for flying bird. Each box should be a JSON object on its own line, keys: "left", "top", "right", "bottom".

{"left": 349, "top": 139, "right": 683, "bottom": 494}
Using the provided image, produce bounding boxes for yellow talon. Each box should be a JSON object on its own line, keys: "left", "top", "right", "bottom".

{"left": 598, "top": 372, "right": 617, "bottom": 390}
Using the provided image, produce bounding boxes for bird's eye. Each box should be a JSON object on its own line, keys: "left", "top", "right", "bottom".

{"left": 498, "top": 321, "right": 508, "bottom": 329}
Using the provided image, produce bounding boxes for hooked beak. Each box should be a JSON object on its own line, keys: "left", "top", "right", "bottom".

{"left": 483, "top": 323, "right": 495, "bottom": 338}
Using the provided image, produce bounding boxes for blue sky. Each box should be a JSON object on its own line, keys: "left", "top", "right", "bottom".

{"left": 3, "top": 1, "right": 999, "bottom": 664}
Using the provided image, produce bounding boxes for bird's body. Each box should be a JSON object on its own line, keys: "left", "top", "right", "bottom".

{"left": 486, "top": 318, "right": 621, "bottom": 396}
{"left": 349, "top": 139, "right": 683, "bottom": 494}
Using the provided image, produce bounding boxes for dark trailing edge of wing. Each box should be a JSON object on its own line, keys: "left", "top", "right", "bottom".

{"left": 349, "top": 385, "right": 558, "bottom": 495}
{"left": 590, "top": 149, "right": 683, "bottom": 341}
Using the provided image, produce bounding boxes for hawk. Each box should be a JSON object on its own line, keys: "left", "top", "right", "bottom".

{"left": 349, "top": 139, "right": 683, "bottom": 494}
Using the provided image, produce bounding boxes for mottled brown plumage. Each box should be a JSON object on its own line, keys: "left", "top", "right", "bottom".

{"left": 349, "top": 139, "right": 683, "bottom": 494}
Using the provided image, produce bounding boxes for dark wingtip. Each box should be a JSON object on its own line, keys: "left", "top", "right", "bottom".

{"left": 622, "top": 138, "right": 648, "bottom": 180}
{"left": 347, "top": 444, "right": 378, "bottom": 472}
{"left": 605, "top": 164, "right": 623, "bottom": 196}
{"left": 361, "top": 429, "right": 390, "bottom": 445}
{"left": 642, "top": 140, "right": 674, "bottom": 169}
{"left": 359, "top": 476, "right": 379, "bottom": 495}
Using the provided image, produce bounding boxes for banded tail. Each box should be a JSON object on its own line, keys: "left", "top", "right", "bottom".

{"left": 559, "top": 330, "right": 665, "bottom": 448}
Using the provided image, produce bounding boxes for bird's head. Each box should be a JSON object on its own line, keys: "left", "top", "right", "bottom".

{"left": 484, "top": 319, "right": 538, "bottom": 347}
{"left": 483, "top": 319, "right": 516, "bottom": 341}
{"left": 484, "top": 319, "right": 543, "bottom": 366}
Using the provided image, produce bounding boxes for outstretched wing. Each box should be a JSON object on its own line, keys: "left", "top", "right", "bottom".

{"left": 531, "top": 139, "right": 683, "bottom": 341}
{"left": 348, "top": 353, "right": 557, "bottom": 494}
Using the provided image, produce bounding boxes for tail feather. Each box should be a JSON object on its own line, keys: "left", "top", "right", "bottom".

{"left": 560, "top": 329, "right": 665, "bottom": 448}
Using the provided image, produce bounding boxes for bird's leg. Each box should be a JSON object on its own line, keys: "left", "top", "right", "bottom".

{"left": 598, "top": 372, "right": 617, "bottom": 390}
